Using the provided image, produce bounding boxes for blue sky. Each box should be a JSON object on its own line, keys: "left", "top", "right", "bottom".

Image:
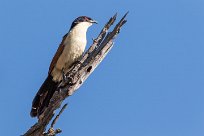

{"left": 0, "top": 0, "right": 203, "bottom": 136}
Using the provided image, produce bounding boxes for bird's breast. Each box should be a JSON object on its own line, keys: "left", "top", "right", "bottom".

{"left": 63, "top": 33, "right": 87, "bottom": 62}
{"left": 51, "top": 33, "right": 87, "bottom": 81}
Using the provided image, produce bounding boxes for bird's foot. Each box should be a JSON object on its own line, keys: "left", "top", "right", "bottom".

{"left": 73, "top": 60, "right": 83, "bottom": 67}
{"left": 62, "top": 69, "right": 67, "bottom": 82}
{"left": 61, "top": 68, "right": 75, "bottom": 85}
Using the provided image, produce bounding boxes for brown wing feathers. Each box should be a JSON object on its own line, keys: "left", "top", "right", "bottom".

{"left": 49, "top": 33, "right": 67, "bottom": 74}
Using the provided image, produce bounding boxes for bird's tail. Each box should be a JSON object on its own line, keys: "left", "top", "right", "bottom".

{"left": 30, "top": 75, "right": 58, "bottom": 117}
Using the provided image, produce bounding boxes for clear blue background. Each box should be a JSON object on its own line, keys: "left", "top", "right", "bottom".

{"left": 0, "top": 0, "right": 203, "bottom": 136}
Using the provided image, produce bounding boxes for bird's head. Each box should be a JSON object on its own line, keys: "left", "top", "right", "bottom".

{"left": 70, "top": 16, "right": 97, "bottom": 31}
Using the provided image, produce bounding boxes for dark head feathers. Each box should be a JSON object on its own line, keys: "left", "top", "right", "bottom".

{"left": 69, "top": 16, "right": 97, "bottom": 30}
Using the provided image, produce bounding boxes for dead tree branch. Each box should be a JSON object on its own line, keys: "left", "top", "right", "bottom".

{"left": 23, "top": 12, "right": 128, "bottom": 136}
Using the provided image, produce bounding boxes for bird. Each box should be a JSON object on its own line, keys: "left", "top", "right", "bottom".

{"left": 30, "top": 16, "right": 97, "bottom": 118}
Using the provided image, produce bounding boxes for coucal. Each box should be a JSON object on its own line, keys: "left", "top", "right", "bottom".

{"left": 30, "top": 16, "right": 97, "bottom": 118}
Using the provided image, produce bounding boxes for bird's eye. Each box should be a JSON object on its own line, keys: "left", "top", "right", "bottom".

{"left": 85, "top": 17, "right": 89, "bottom": 21}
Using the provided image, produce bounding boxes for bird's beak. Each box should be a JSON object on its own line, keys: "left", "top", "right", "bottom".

{"left": 90, "top": 20, "right": 98, "bottom": 24}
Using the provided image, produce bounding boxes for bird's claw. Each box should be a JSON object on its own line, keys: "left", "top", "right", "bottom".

{"left": 62, "top": 69, "right": 67, "bottom": 82}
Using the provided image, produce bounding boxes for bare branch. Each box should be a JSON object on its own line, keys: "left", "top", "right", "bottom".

{"left": 23, "top": 12, "right": 128, "bottom": 136}
{"left": 42, "top": 104, "right": 67, "bottom": 136}
{"left": 51, "top": 103, "right": 67, "bottom": 128}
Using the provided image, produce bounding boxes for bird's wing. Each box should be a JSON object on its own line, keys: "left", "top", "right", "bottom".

{"left": 48, "top": 33, "right": 68, "bottom": 74}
